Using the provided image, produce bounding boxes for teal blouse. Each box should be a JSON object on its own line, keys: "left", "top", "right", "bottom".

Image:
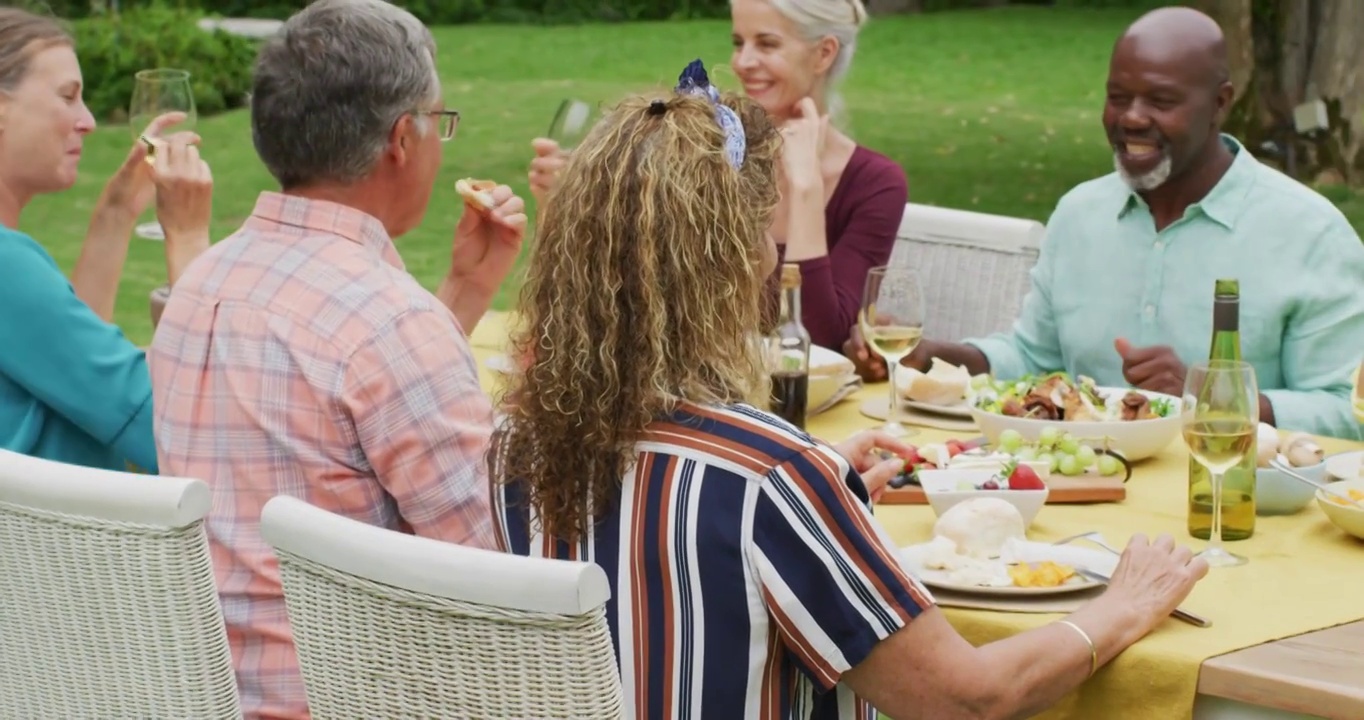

{"left": 0, "top": 226, "right": 158, "bottom": 471}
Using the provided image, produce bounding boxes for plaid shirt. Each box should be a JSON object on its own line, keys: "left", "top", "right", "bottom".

{"left": 149, "top": 192, "right": 497, "bottom": 720}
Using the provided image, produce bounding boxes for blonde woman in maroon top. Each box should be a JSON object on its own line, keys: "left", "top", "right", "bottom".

{"left": 529, "top": 0, "right": 907, "bottom": 351}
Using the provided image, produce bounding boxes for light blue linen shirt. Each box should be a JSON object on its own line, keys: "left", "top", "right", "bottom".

{"left": 967, "top": 135, "right": 1364, "bottom": 440}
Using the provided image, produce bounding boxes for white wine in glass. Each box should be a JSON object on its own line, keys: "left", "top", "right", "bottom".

{"left": 860, "top": 266, "right": 926, "bottom": 437}
{"left": 1181, "top": 359, "right": 1258, "bottom": 568}
{"left": 129, "top": 68, "right": 197, "bottom": 242}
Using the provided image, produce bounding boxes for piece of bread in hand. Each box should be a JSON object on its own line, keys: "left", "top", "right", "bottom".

{"left": 455, "top": 178, "right": 498, "bottom": 210}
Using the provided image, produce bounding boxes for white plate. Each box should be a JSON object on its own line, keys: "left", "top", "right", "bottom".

{"left": 900, "top": 539, "right": 1109, "bottom": 597}
{"left": 903, "top": 398, "right": 974, "bottom": 418}
{"left": 1325, "top": 450, "right": 1364, "bottom": 482}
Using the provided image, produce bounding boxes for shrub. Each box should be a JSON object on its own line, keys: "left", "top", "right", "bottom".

{"left": 72, "top": 4, "right": 258, "bottom": 121}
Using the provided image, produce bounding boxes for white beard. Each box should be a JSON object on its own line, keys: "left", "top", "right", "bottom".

{"left": 1114, "top": 151, "right": 1172, "bottom": 191}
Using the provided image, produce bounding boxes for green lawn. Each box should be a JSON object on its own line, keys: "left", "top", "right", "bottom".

{"left": 24, "top": 6, "right": 1364, "bottom": 346}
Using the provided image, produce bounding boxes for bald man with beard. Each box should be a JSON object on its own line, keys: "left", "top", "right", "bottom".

{"left": 856, "top": 6, "right": 1364, "bottom": 439}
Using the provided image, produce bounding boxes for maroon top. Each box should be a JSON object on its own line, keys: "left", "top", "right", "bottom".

{"left": 773, "top": 145, "right": 909, "bottom": 350}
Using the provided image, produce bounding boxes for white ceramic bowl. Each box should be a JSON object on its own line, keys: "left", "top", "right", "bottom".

{"left": 807, "top": 345, "right": 856, "bottom": 412}
{"left": 917, "top": 469, "right": 1049, "bottom": 526}
{"left": 1256, "top": 459, "right": 1327, "bottom": 516}
{"left": 1315, "top": 477, "right": 1364, "bottom": 541}
{"left": 970, "top": 387, "right": 1182, "bottom": 461}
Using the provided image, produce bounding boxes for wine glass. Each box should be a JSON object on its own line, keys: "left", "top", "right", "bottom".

{"left": 547, "top": 98, "right": 595, "bottom": 149}
{"left": 129, "top": 68, "right": 197, "bottom": 242}
{"left": 1181, "top": 359, "right": 1259, "bottom": 568}
{"left": 860, "top": 266, "right": 926, "bottom": 437}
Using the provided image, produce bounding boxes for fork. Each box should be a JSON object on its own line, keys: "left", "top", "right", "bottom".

{"left": 1052, "top": 532, "right": 1212, "bottom": 628}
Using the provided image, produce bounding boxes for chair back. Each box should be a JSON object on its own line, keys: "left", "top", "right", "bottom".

{"left": 0, "top": 449, "right": 239, "bottom": 718}
{"left": 260, "top": 495, "right": 624, "bottom": 720}
{"left": 891, "top": 202, "right": 1044, "bottom": 342}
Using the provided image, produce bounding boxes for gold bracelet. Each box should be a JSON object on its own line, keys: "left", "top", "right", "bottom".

{"left": 1058, "top": 620, "right": 1098, "bottom": 678}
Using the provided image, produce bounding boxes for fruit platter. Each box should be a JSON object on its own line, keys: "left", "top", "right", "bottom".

{"left": 876, "top": 427, "right": 1133, "bottom": 505}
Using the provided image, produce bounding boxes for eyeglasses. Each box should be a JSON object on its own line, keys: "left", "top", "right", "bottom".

{"left": 414, "top": 109, "right": 460, "bottom": 142}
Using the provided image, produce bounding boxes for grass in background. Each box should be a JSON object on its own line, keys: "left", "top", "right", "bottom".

{"left": 23, "top": 6, "right": 1364, "bottom": 345}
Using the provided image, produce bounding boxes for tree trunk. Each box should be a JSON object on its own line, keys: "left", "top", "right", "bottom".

{"left": 1200, "top": 0, "right": 1364, "bottom": 185}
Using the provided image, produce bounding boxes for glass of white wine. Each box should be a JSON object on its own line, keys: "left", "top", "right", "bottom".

{"left": 548, "top": 98, "right": 596, "bottom": 150}
{"left": 859, "top": 266, "right": 926, "bottom": 437}
{"left": 1181, "top": 359, "right": 1259, "bottom": 568}
{"left": 129, "top": 68, "right": 197, "bottom": 242}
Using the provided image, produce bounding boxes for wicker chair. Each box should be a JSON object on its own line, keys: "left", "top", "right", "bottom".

{"left": 890, "top": 202, "right": 1045, "bottom": 342}
{"left": 259, "top": 495, "right": 624, "bottom": 720}
{"left": 0, "top": 449, "right": 239, "bottom": 719}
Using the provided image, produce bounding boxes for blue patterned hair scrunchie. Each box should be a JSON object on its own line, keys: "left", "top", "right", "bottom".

{"left": 675, "top": 59, "right": 746, "bottom": 170}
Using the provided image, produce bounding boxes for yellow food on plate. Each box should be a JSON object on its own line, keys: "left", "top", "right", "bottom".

{"left": 455, "top": 177, "right": 498, "bottom": 210}
{"left": 1007, "top": 561, "right": 1076, "bottom": 588}
{"left": 1328, "top": 488, "right": 1364, "bottom": 506}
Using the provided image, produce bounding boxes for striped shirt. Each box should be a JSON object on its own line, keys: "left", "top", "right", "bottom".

{"left": 493, "top": 403, "right": 934, "bottom": 720}
{"left": 149, "top": 192, "right": 498, "bottom": 720}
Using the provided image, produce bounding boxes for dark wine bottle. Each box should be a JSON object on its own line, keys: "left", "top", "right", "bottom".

{"left": 767, "top": 264, "right": 811, "bottom": 429}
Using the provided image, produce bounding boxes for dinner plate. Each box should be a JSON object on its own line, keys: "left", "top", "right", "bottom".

{"left": 902, "top": 398, "right": 974, "bottom": 418}
{"left": 900, "top": 541, "right": 1106, "bottom": 597}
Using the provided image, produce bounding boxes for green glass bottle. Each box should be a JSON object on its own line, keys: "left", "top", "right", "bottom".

{"left": 1188, "top": 278, "right": 1257, "bottom": 540}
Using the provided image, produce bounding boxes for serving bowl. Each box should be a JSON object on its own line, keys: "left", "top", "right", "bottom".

{"left": 969, "top": 387, "right": 1182, "bottom": 461}
{"left": 1255, "top": 459, "right": 1327, "bottom": 515}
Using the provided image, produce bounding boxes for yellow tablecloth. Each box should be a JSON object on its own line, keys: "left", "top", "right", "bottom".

{"left": 469, "top": 311, "right": 1364, "bottom": 720}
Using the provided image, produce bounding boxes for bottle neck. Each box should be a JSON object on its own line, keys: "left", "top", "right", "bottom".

{"left": 780, "top": 285, "right": 802, "bottom": 325}
{"left": 1210, "top": 296, "right": 1241, "bottom": 360}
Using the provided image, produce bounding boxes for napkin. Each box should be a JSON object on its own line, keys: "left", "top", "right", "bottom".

{"left": 998, "top": 538, "right": 1119, "bottom": 577}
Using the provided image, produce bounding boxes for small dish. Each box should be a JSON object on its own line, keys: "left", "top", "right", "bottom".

{"left": 1256, "top": 460, "right": 1327, "bottom": 515}
{"left": 1316, "top": 477, "right": 1364, "bottom": 541}
{"left": 917, "top": 469, "right": 1049, "bottom": 526}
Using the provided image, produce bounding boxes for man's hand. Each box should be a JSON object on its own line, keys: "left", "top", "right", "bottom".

{"left": 449, "top": 182, "right": 528, "bottom": 294}
{"left": 1114, "top": 338, "right": 1186, "bottom": 396}
{"left": 843, "top": 323, "right": 890, "bottom": 382}
{"left": 832, "top": 430, "right": 915, "bottom": 502}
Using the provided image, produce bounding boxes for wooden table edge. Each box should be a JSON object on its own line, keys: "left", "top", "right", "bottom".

{"left": 1197, "top": 620, "right": 1364, "bottom": 719}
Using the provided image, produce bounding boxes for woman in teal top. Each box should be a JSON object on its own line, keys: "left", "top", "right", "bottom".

{"left": 0, "top": 9, "right": 213, "bottom": 472}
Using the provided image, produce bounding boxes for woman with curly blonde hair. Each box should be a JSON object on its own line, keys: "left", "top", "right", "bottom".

{"left": 492, "top": 62, "right": 1206, "bottom": 720}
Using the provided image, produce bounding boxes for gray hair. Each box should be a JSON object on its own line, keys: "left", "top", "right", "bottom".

{"left": 250, "top": 0, "right": 440, "bottom": 188}
{"left": 767, "top": 0, "right": 866, "bottom": 82}
{"left": 765, "top": 0, "right": 867, "bottom": 124}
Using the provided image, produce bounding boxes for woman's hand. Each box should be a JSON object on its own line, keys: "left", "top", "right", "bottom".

{"left": 99, "top": 112, "right": 196, "bottom": 219}
{"left": 528, "top": 138, "right": 566, "bottom": 207}
{"left": 832, "top": 430, "right": 914, "bottom": 502}
{"left": 1102, "top": 533, "right": 1208, "bottom": 632}
{"left": 150, "top": 133, "right": 213, "bottom": 285}
{"left": 778, "top": 97, "right": 828, "bottom": 190}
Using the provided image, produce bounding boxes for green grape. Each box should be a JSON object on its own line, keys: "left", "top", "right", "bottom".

{"left": 1058, "top": 454, "right": 1084, "bottom": 476}
{"left": 1057, "top": 434, "right": 1080, "bottom": 455}
{"left": 1037, "top": 427, "right": 1061, "bottom": 448}
{"left": 1096, "top": 454, "right": 1123, "bottom": 476}
{"left": 998, "top": 429, "right": 1024, "bottom": 453}
{"left": 1075, "top": 445, "right": 1097, "bottom": 467}
{"left": 1014, "top": 446, "right": 1038, "bottom": 461}
{"left": 1038, "top": 452, "right": 1058, "bottom": 472}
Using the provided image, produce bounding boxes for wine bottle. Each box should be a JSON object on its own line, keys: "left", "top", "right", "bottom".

{"left": 1188, "top": 278, "right": 1256, "bottom": 540}
{"left": 767, "top": 264, "right": 811, "bottom": 429}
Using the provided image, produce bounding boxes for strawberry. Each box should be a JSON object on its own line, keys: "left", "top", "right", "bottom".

{"left": 1007, "top": 462, "right": 1045, "bottom": 491}
{"left": 902, "top": 448, "right": 926, "bottom": 466}
{"left": 945, "top": 440, "right": 966, "bottom": 458}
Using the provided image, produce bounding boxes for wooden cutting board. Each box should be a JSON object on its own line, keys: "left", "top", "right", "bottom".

{"left": 879, "top": 474, "right": 1126, "bottom": 504}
